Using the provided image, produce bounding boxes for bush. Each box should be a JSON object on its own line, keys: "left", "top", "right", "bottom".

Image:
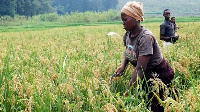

{"left": 40, "top": 13, "right": 59, "bottom": 22}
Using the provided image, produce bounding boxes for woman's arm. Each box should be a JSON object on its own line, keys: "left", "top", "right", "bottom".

{"left": 115, "top": 52, "right": 129, "bottom": 76}
{"left": 124, "top": 55, "right": 150, "bottom": 96}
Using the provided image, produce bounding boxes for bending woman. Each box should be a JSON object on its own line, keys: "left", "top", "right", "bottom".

{"left": 114, "top": 1, "right": 175, "bottom": 112}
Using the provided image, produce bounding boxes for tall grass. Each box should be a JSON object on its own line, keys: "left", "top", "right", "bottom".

{"left": 0, "top": 10, "right": 120, "bottom": 26}
{"left": 1, "top": 10, "right": 200, "bottom": 33}
{"left": 0, "top": 21, "right": 199, "bottom": 111}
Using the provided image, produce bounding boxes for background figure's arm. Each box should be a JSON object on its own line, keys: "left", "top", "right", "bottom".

{"left": 160, "top": 34, "right": 172, "bottom": 41}
{"left": 160, "top": 34, "right": 179, "bottom": 43}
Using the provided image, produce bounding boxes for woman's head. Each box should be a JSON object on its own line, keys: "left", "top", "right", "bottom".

{"left": 121, "top": 1, "right": 144, "bottom": 22}
{"left": 121, "top": 1, "right": 144, "bottom": 31}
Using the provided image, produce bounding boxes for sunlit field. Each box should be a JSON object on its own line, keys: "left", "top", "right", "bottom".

{"left": 0, "top": 22, "right": 199, "bottom": 111}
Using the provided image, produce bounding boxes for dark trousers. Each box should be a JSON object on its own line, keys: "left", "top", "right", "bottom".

{"left": 143, "top": 58, "right": 175, "bottom": 112}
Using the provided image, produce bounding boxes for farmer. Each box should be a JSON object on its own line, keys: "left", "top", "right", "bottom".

{"left": 160, "top": 9, "right": 179, "bottom": 48}
{"left": 114, "top": 1, "right": 175, "bottom": 111}
{"left": 171, "top": 17, "right": 180, "bottom": 32}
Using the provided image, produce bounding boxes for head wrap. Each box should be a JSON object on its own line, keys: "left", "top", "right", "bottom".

{"left": 121, "top": 1, "right": 144, "bottom": 22}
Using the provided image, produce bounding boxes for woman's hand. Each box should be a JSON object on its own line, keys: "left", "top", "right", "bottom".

{"left": 114, "top": 66, "right": 125, "bottom": 77}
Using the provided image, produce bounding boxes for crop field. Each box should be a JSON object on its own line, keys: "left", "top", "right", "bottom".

{"left": 0, "top": 21, "right": 199, "bottom": 111}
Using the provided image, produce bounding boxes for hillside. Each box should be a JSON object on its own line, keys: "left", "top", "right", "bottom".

{"left": 117, "top": 0, "right": 200, "bottom": 16}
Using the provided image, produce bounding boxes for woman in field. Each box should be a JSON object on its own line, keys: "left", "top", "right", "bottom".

{"left": 114, "top": 1, "right": 175, "bottom": 111}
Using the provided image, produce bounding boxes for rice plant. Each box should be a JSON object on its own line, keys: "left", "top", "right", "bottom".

{"left": 0, "top": 22, "right": 199, "bottom": 111}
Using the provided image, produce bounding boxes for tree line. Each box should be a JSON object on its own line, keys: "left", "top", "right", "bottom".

{"left": 0, "top": 0, "right": 118, "bottom": 17}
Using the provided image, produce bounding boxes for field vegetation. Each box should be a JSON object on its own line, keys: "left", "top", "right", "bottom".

{"left": 0, "top": 11, "right": 200, "bottom": 111}
{"left": 1, "top": 10, "right": 200, "bottom": 33}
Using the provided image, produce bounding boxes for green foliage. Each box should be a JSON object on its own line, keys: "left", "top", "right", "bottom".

{"left": 1, "top": 0, "right": 200, "bottom": 18}
{"left": 0, "top": 0, "right": 53, "bottom": 17}
{"left": 63, "top": 9, "right": 120, "bottom": 23}
{"left": 39, "top": 13, "right": 59, "bottom": 22}
{"left": 0, "top": 0, "right": 16, "bottom": 17}
{"left": 0, "top": 0, "right": 118, "bottom": 17}
{"left": 1, "top": 10, "right": 200, "bottom": 33}
{"left": 0, "top": 9, "right": 122, "bottom": 32}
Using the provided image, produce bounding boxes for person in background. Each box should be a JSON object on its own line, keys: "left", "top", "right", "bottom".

{"left": 160, "top": 9, "right": 179, "bottom": 48}
{"left": 171, "top": 17, "right": 180, "bottom": 32}
{"left": 114, "top": 1, "right": 175, "bottom": 112}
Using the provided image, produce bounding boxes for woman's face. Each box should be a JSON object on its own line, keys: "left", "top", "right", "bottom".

{"left": 121, "top": 12, "right": 138, "bottom": 32}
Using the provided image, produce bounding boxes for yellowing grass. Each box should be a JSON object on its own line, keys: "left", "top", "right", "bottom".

{"left": 0, "top": 22, "right": 199, "bottom": 111}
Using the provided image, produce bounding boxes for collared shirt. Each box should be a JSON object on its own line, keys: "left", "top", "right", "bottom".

{"left": 160, "top": 20, "right": 175, "bottom": 37}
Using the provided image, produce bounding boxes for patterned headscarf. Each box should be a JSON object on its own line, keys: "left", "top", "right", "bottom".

{"left": 121, "top": 1, "right": 144, "bottom": 22}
